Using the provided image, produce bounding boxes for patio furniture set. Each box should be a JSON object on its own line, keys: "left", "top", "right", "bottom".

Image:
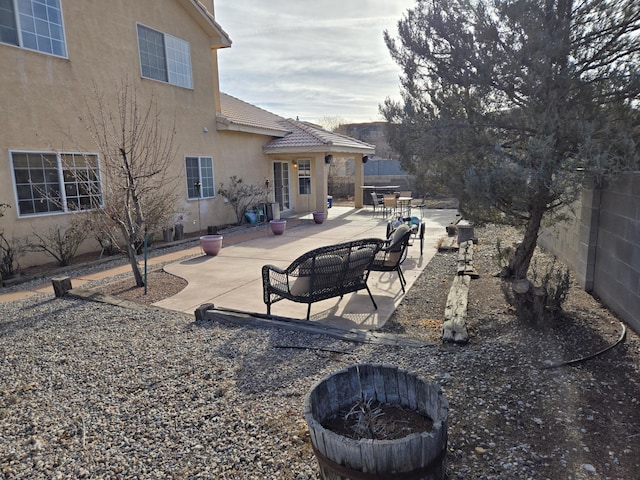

{"left": 262, "top": 224, "right": 413, "bottom": 320}
{"left": 369, "top": 190, "right": 426, "bottom": 219}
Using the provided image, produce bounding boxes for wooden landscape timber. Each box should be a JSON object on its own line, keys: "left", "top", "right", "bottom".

{"left": 457, "top": 240, "right": 479, "bottom": 278}
{"left": 195, "top": 304, "right": 435, "bottom": 348}
{"left": 65, "top": 290, "right": 434, "bottom": 347}
{"left": 442, "top": 240, "right": 475, "bottom": 344}
{"left": 442, "top": 275, "right": 471, "bottom": 344}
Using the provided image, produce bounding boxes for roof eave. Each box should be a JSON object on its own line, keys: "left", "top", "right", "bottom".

{"left": 220, "top": 125, "right": 289, "bottom": 137}
{"left": 178, "top": 0, "right": 232, "bottom": 48}
{"left": 216, "top": 116, "right": 288, "bottom": 137}
{"left": 263, "top": 145, "right": 375, "bottom": 155}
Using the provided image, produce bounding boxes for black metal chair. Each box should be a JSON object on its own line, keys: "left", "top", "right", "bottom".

{"left": 413, "top": 193, "right": 427, "bottom": 218}
{"left": 369, "top": 224, "right": 412, "bottom": 293}
{"left": 369, "top": 191, "right": 384, "bottom": 217}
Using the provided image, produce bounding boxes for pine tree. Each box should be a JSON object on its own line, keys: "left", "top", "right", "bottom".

{"left": 382, "top": 0, "right": 640, "bottom": 278}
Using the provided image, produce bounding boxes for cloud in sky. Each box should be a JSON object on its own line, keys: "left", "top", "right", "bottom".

{"left": 214, "top": 0, "right": 415, "bottom": 125}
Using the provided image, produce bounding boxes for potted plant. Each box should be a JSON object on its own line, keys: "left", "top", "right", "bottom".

{"left": 312, "top": 211, "right": 326, "bottom": 224}
{"left": 200, "top": 234, "right": 223, "bottom": 256}
{"left": 304, "top": 364, "right": 448, "bottom": 479}
{"left": 269, "top": 219, "right": 287, "bottom": 235}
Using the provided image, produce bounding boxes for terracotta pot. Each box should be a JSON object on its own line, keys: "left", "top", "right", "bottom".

{"left": 200, "top": 235, "right": 223, "bottom": 256}
{"left": 269, "top": 219, "right": 287, "bottom": 235}
{"left": 312, "top": 211, "right": 326, "bottom": 224}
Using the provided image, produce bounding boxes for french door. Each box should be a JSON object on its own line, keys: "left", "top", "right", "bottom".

{"left": 273, "top": 161, "right": 291, "bottom": 212}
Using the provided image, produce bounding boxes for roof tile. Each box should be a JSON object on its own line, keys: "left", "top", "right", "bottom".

{"left": 219, "top": 93, "right": 374, "bottom": 153}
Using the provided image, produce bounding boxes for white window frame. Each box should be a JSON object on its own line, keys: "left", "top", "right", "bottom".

{"left": 137, "top": 23, "right": 192, "bottom": 89}
{"left": 185, "top": 156, "right": 214, "bottom": 199}
{"left": 297, "top": 159, "right": 311, "bottom": 195}
{"left": 10, "top": 150, "right": 103, "bottom": 218}
{"left": 0, "top": 0, "right": 67, "bottom": 57}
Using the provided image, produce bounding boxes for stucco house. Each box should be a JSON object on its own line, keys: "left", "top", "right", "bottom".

{"left": 0, "top": 0, "right": 373, "bottom": 269}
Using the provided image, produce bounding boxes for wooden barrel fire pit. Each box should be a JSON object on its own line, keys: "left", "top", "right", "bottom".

{"left": 304, "top": 363, "right": 449, "bottom": 480}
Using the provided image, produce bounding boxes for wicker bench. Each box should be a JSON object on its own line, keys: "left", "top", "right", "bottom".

{"left": 262, "top": 238, "right": 385, "bottom": 320}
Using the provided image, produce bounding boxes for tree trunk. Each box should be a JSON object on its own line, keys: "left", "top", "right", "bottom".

{"left": 126, "top": 241, "right": 144, "bottom": 287}
{"left": 506, "top": 204, "right": 545, "bottom": 280}
{"left": 116, "top": 206, "right": 145, "bottom": 288}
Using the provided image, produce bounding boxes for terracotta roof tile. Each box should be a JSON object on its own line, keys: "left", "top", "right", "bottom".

{"left": 218, "top": 93, "right": 288, "bottom": 135}
{"left": 263, "top": 120, "right": 375, "bottom": 153}
{"left": 218, "top": 93, "right": 374, "bottom": 154}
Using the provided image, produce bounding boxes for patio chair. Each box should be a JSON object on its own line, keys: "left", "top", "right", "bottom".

{"left": 382, "top": 194, "right": 398, "bottom": 217}
{"left": 398, "top": 191, "right": 413, "bottom": 216}
{"left": 413, "top": 193, "right": 427, "bottom": 218}
{"left": 369, "top": 191, "right": 384, "bottom": 216}
{"left": 370, "top": 224, "right": 412, "bottom": 293}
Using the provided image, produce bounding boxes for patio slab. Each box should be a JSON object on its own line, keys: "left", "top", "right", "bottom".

{"left": 155, "top": 207, "right": 458, "bottom": 330}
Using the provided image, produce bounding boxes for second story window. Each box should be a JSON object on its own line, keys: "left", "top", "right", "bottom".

{"left": 137, "top": 24, "right": 192, "bottom": 89}
{"left": 0, "top": 0, "right": 67, "bottom": 57}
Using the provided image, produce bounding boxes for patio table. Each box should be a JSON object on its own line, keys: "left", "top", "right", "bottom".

{"left": 361, "top": 186, "right": 401, "bottom": 204}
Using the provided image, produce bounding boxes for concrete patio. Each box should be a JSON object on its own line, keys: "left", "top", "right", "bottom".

{"left": 155, "top": 206, "right": 458, "bottom": 330}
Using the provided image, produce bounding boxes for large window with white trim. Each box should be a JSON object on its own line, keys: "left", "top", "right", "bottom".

{"left": 11, "top": 151, "right": 102, "bottom": 216}
{"left": 186, "top": 156, "right": 214, "bottom": 199}
{"left": 0, "top": 0, "right": 67, "bottom": 57}
{"left": 137, "top": 24, "right": 192, "bottom": 88}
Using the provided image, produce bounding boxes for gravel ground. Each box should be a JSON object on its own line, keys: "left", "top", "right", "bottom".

{"left": 1, "top": 223, "right": 639, "bottom": 479}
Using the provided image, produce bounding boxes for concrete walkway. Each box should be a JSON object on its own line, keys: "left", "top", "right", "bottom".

{"left": 156, "top": 207, "right": 457, "bottom": 330}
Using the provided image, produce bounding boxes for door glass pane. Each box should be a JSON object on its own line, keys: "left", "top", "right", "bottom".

{"left": 272, "top": 162, "right": 290, "bottom": 211}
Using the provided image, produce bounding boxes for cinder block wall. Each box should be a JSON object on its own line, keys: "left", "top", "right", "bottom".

{"left": 539, "top": 173, "right": 640, "bottom": 333}
{"left": 592, "top": 174, "right": 640, "bottom": 332}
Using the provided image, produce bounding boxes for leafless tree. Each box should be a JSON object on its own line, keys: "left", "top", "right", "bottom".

{"left": 77, "top": 79, "right": 180, "bottom": 287}
{"left": 318, "top": 116, "right": 349, "bottom": 134}
{"left": 218, "top": 176, "right": 269, "bottom": 225}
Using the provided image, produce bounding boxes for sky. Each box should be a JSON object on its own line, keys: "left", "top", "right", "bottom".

{"left": 213, "top": 0, "right": 416, "bottom": 126}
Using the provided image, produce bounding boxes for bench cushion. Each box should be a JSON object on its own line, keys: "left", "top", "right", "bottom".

{"left": 290, "top": 276, "right": 310, "bottom": 296}
{"left": 344, "top": 246, "right": 374, "bottom": 271}
{"left": 290, "top": 254, "right": 343, "bottom": 295}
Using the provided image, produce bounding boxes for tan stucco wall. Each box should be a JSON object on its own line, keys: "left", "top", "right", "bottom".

{"left": 214, "top": 130, "right": 273, "bottom": 221}
{"left": 0, "top": 0, "right": 272, "bottom": 267}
